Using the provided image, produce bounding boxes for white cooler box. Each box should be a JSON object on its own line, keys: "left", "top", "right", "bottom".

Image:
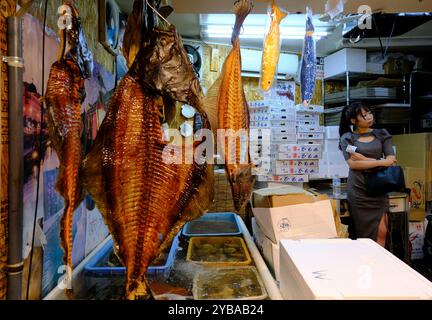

{"left": 279, "top": 238, "right": 432, "bottom": 300}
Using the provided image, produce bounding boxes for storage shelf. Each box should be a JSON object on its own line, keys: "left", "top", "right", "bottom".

{"left": 324, "top": 72, "right": 408, "bottom": 81}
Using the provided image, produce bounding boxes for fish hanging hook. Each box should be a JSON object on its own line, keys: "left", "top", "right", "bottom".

{"left": 146, "top": 0, "right": 171, "bottom": 26}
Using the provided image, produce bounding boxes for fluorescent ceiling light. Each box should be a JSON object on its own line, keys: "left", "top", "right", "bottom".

{"left": 201, "top": 26, "right": 327, "bottom": 40}
{"left": 200, "top": 14, "right": 332, "bottom": 41}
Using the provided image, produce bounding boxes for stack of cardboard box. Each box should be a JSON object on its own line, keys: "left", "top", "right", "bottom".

{"left": 250, "top": 185, "right": 347, "bottom": 281}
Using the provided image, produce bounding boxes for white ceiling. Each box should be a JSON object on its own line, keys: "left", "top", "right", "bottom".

{"left": 115, "top": 1, "right": 432, "bottom": 56}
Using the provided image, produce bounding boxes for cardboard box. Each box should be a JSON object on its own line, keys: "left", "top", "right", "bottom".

{"left": 252, "top": 218, "right": 280, "bottom": 281}
{"left": 279, "top": 238, "right": 432, "bottom": 300}
{"left": 324, "top": 48, "right": 367, "bottom": 79}
{"left": 252, "top": 200, "right": 337, "bottom": 243}
{"left": 392, "top": 133, "right": 432, "bottom": 202}
{"left": 402, "top": 167, "right": 427, "bottom": 210}
{"left": 252, "top": 185, "right": 312, "bottom": 208}
{"left": 409, "top": 221, "right": 426, "bottom": 260}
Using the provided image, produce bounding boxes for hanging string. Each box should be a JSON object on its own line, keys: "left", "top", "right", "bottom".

{"left": 26, "top": 0, "right": 48, "bottom": 300}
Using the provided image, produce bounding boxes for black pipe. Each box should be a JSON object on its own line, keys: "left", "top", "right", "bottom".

{"left": 6, "top": 16, "right": 23, "bottom": 301}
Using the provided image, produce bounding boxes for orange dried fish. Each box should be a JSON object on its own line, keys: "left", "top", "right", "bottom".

{"left": 204, "top": 0, "right": 255, "bottom": 213}
{"left": 81, "top": 27, "right": 213, "bottom": 300}
{"left": 45, "top": 2, "right": 93, "bottom": 296}
{"left": 261, "top": 0, "right": 287, "bottom": 91}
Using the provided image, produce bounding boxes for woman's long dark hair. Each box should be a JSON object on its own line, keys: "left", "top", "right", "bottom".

{"left": 339, "top": 101, "right": 372, "bottom": 138}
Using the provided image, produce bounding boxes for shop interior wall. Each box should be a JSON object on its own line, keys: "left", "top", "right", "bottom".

{"left": 199, "top": 42, "right": 323, "bottom": 105}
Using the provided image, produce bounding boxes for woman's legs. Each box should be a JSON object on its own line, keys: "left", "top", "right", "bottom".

{"left": 376, "top": 213, "right": 388, "bottom": 247}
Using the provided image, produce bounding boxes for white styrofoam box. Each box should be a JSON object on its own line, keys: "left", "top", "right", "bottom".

{"left": 297, "top": 132, "right": 324, "bottom": 140}
{"left": 250, "top": 113, "right": 296, "bottom": 122}
{"left": 249, "top": 106, "right": 296, "bottom": 115}
{"left": 250, "top": 120, "right": 297, "bottom": 129}
{"left": 296, "top": 113, "right": 320, "bottom": 121}
{"left": 324, "top": 140, "right": 341, "bottom": 153}
{"left": 277, "top": 144, "right": 322, "bottom": 154}
{"left": 249, "top": 99, "right": 292, "bottom": 108}
{"left": 279, "top": 238, "right": 432, "bottom": 300}
{"left": 297, "top": 119, "right": 321, "bottom": 127}
{"left": 295, "top": 104, "right": 324, "bottom": 114}
{"left": 298, "top": 139, "right": 324, "bottom": 145}
{"left": 272, "top": 127, "right": 297, "bottom": 136}
{"left": 324, "top": 126, "right": 340, "bottom": 140}
{"left": 297, "top": 125, "right": 325, "bottom": 133}
{"left": 409, "top": 221, "right": 426, "bottom": 260}
{"left": 252, "top": 218, "right": 281, "bottom": 281}
{"left": 309, "top": 159, "right": 330, "bottom": 180}
{"left": 274, "top": 165, "right": 319, "bottom": 175}
{"left": 256, "top": 175, "right": 309, "bottom": 183}
{"left": 275, "top": 160, "right": 319, "bottom": 168}
{"left": 271, "top": 133, "right": 297, "bottom": 143}
{"left": 324, "top": 48, "right": 367, "bottom": 79}
{"left": 273, "top": 151, "right": 322, "bottom": 161}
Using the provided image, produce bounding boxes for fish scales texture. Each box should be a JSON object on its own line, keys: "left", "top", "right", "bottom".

{"left": 215, "top": 0, "right": 255, "bottom": 212}
{"left": 45, "top": 59, "right": 85, "bottom": 287}
{"left": 300, "top": 10, "right": 316, "bottom": 106}
{"left": 82, "top": 27, "right": 212, "bottom": 299}
{"left": 261, "top": 1, "right": 287, "bottom": 91}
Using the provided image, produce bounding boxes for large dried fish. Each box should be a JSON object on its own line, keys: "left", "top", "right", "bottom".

{"left": 203, "top": 0, "right": 255, "bottom": 213}
{"left": 300, "top": 8, "right": 317, "bottom": 106}
{"left": 261, "top": 0, "right": 287, "bottom": 91}
{"left": 44, "top": 1, "right": 93, "bottom": 295}
{"left": 81, "top": 26, "right": 213, "bottom": 300}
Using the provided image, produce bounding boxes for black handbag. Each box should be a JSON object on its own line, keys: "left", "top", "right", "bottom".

{"left": 365, "top": 166, "right": 406, "bottom": 196}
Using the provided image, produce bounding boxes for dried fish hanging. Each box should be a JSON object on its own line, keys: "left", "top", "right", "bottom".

{"left": 81, "top": 0, "right": 214, "bottom": 299}
{"left": 203, "top": 0, "right": 255, "bottom": 215}
{"left": 44, "top": 1, "right": 93, "bottom": 297}
{"left": 260, "top": 0, "right": 287, "bottom": 92}
{"left": 300, "top": 7, "right": 317, "bottom": 107}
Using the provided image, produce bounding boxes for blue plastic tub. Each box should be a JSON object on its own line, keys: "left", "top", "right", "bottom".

{"left": 182, "top": 212, "right": 241, "bottom": 237}
{"left": 84, "top": 233, "right": 179, "bottom": 278}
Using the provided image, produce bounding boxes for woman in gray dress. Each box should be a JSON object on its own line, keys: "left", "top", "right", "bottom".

{"left": 339, "top": 102, "right": 397, "bottom": 247}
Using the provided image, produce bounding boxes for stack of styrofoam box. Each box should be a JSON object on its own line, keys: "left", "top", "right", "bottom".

{"left": 249, "top": 102, "right": 326, "bottom": 183}
{"left": 309, "top": 126, "right": 349, "bottom": 179}
{"left": 250, "top": 99, "right": 308, "bottom": 183}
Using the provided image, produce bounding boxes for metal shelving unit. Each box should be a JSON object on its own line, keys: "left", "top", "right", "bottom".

{"left": 322, "top": 71, "right": 413, "bottom": 133}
